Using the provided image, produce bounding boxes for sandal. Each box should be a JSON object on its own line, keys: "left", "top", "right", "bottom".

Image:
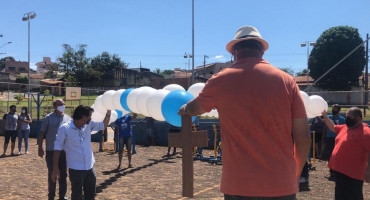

{"left": 0, "top": 154, "right": 5, "bottom": 157}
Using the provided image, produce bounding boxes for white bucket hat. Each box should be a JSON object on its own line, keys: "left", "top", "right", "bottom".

{"left": 226, "top": 26, "right": 269, "bottom": 53}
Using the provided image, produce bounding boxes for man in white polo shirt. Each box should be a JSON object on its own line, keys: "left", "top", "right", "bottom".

{"left": 51, "top": 105, "right": 111, "bottom": 200}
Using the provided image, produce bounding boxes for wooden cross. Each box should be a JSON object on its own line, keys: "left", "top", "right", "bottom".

{"left": 168, "top": 115, "right": 209, "bottom": 198}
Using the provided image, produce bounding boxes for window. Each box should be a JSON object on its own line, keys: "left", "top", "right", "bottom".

{"left": 8, "top": 67, "right": 15, "bottom": 71}
{"left": 19, "top": 68, "right": 26, "bottom": 71}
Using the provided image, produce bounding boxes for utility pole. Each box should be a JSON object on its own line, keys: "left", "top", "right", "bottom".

{"left": 203, "top": 55, "right": 208, "bottom": 77}
{"left": 365, "top": 33, "right": 369, "bottom": 116}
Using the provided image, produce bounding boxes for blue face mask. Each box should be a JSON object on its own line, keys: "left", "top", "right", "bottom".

{"left": 86, "top": 118, "right": 91, "bottom": 125}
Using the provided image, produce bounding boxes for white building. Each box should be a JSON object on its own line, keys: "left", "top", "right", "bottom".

{"left": 36, "top": 57, "right": 54, "bottom": 74}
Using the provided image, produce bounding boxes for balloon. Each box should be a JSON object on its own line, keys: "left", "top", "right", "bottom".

{"left": 115, "top": 110, "right": 123, "bottom": 118}
{"left": 187, "top": 83, "right": 205, "bottom": 98}
{"left": 161, "top": 90, "right": 195, "bottom": 127}
{"left": 120, "top": 88, "right": 134, "bottom": 112}
{"left": 300, "top": 91, "right": 311, "bottom": 109}
{"left": 163, "top": 84, "right": 185, "bottom": 92}
{"left": 92, "top": 110, "right": 105, "bottom": 122}
{"left": 136, "top": 87, "right": 156, "bottom": 117}
{"left": 109, "top": 110, "right": 118, "bottom": 123}
{"left": 307, "top": 111, "right": 316, "bottom": 118}
{"left": 127, "top": 88, "right": 144, "bottom": 114}
{"left": 112, "top": 89, "right": 126, "bottom": 111}
{"left": 93, "top": 95, "right": 107, "bottom": 114}
{"left": 101, "top": 90, "right": 116, "bottom": 110}
{"left": 146, "top": 89, "right": 170, "bottom": 121}
{"left": 91, "top": 104, "right": 94, "bottom": 108}
{"left": 307, "top": 95, "right": 328, "bottom": 116}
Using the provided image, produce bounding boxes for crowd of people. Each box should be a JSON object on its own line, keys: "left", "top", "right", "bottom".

{"left": 1, "top": 25, "right": 370, "bottom": 200}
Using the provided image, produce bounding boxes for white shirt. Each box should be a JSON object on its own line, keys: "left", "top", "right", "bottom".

{"left": 54, "top": 120, "right": 105, "bottom": 170}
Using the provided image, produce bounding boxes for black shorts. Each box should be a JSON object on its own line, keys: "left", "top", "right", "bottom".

{"left": 119, "top": 137, "right": 132, "bottom": 152}
{"left": 4, "top": 130, "right": 17, "bottom": 144}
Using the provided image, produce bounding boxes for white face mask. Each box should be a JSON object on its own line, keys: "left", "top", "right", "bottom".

{"left": 21, "top": 110, "right": 26, "bottom": 114}
{"left": 57, "top": 105, "right": 65, "bottom": 113}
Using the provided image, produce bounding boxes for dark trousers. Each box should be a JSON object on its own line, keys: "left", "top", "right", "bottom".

{"left": 335, "top": 171, "right": 363, "bottom": 200}
{"left": 224, "top": 194, "right": 296, "bottom": 200}
{"left": 324, "top": 137, "right": 335, "bottom": 160}
{"left": 69, "top": 168, "right": 96, "bottom": 200}
{"left": 46, "top": 151, "right": 67, "bottom": 200}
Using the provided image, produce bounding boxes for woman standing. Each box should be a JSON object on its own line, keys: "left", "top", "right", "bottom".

{"left": 18, "top": 107, "right": 32, "bottom": 154}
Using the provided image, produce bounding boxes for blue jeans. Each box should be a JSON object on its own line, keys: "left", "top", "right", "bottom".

{"left": 18, "top": 129, "right": 30, "bottom": 152}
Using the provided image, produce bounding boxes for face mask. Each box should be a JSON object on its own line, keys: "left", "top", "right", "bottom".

{"left": 86, "top": 118, "right": 91, "bottom": 125}
{"left": 21, "top": 110, "right": 26, "bottom": 114}
{"left": 57, "top": 105, "right": 65, "bottom": 113}
{"left": 332, "top": 110, "right": 338, "bottom": 115}
{"left": 345, "top": 117, "right": 357, "bottom": 127}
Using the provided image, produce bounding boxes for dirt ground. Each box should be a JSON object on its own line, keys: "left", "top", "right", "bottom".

{"left": 1, "top": 138, "right": 370, "bottom": 200}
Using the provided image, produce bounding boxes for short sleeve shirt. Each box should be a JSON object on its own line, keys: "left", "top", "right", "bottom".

{"left": 115, "top": 115, "right": 132, "bottom": 138}
{"left": 40, "top": 112, "right": 71, "bottom": 151}
{"left": 3, "top": 113, "right": 19, "bottom": 131}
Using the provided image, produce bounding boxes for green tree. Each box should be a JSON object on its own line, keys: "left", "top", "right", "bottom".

{"left": 278, "top": 67, "right": 294, "bottom": 76}
{"left": 14, "top": 94, "right": 24, "bottom": 104}
{"left": 0, "top": 56, "right": 15, "bottom": 71}
{"left": 296, "top": 69, "right": 310, "bottom": 76}
{"left": 153, "top": 68, "right": 162, "bottom": 74}
{"left": 309, "top": 26, "right": 366, "bottom": 90}
{"left": 161, "top": 70, "right": 174, "bottom": 79}
{"left": 56, "top": 44, "right": 89, "bottom": 86}
{"left": 90, "top": 52, "right": 128, "bottom": 82}
{"left": 44, "top": 63, "right": 60, "bottom": 79}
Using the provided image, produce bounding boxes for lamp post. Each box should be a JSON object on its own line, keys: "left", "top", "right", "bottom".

{"left": 0, "top": 42, "right": 12, "bottom": 56}
{"left": 203, "top": 55, "right": 208, "bottom": 77}
{"left": 22, "top": 11, "right": 36, "bottom": 111}
{"left": 184, "top": 52, "right": 193, "bottom": 87}
{"left": 301, "top": 41, "right": 315, "bottom": 91}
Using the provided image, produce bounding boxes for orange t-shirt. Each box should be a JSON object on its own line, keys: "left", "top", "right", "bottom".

{"left": 328, "top": 124, "right": 370, "bottom": 181}
{"left": 196, "top": 57, "right": 307, "bottom": 197}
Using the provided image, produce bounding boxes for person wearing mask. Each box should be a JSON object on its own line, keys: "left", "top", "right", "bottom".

{"left": 52, "top": 105, "right": 111, "bottom": 200}
{"left": 322, "top": 108, "right": 370, "bottom": 200}
{"left": 38, "top": 99, "right": 71, "bottom": 200}
{"left": 322, "top": 104, "right": 345, "bottom": 180}
{"left": 17, "top": 107, "right": 32, "bottom": 154}
{"left": 1, "top": 105, "right": 19, "bottom": 157}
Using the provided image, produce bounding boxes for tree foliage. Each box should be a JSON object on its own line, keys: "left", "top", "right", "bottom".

{"left": 161, "top": 70, "right": 174, "bottom": 79}
{"left": 308, "top": 26, "right": 366, "bottom": 90}
{"left": 15, "top": 75, "right": 28, "bottom": 84}
{"left": 0, "top": 56, "right": 15, "bottom": 71}
{"left": 296, "top": 69, "right": 309, "bottom": 76}
{"left": 90, "top": 52, "right": 128, "bottom": 81}
{"left": 278, "top": 67, "right": 295, "bottom": 76}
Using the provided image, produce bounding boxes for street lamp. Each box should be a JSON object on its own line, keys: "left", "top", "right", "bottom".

{"left": 22, "top": 11, "right": 36, "bottom": 111}
{"left": 203, "top": 55, "right": 209, "bottom": 77}
{"left": 301, "top": 41, "right": 315, "bottom": 91}
{"left": 184, "top": 52, "right": 193, "bottom": 87}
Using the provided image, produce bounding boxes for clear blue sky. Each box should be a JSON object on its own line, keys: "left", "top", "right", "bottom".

{"left": 1, "top": 0, "right": 369, "bottom": 73}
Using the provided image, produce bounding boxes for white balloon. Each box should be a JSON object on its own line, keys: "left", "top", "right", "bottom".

{"left": 101, "top": 90, "right": 116, "bottom": 110}
{"left": 92, "top": 110, "right": 105, "bottom": 122}
{"left": 307, "top": 111, "right": 316, "bottom": 118}
{"left": 300, "top": 91, "right": 311, "bottom": 108}
{"left": 188, "top": 83, "right": 205, "bottom": 98}
{"left": 136, "top": 87, "right": 156, "bottom": 117}
{"left": 163, "top": 84, "right": 185, "bottom": 92}
{"left": 94, "top": 95, "right": 107, "bottom": 114}
{"left": 91, "top": 104, "right": 94, "bottom": 108}
{"left": 146, "top": 89, "right": 170, "bottom": 121}
{"left": 109, "top": 110, "right": 118, "bottom": 123}
{"left": 112, "top": 89, "right": 126, "bottom": 111}
{"left": 127, "top": 88, "right": 143, "bottom": 114}
{"left": 307, "top": 95, "right": 328, "bottom": 116}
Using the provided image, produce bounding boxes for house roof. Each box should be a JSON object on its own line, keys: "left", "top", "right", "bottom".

{"left": 293, "top": 76, "right": 314, "bottom": 83}
{"left": 29, "top": 74, "right": 45, "bottom": 79}
{"left": 40, "top": 79, "right": 63, "bottom": 84}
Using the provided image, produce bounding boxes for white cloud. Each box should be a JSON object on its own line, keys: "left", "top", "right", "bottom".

{"left": 214, "top": 55, "right": 226, "bottom": 61}
{"left": 30, "top": 63, "right": 37, "bottom": 70}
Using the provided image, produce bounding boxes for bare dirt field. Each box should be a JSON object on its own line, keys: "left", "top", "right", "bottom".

{"left": 1, "top": 137, "right": 370, "bottom": 200}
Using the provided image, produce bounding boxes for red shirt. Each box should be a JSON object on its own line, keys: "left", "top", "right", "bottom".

{"left": 328, "top": 124, "right": 370, "bottom": 180}
{"left": 196, "top": 57, "right": 307, "bottom": 197}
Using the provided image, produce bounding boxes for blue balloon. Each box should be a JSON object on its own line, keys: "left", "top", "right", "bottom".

{"left": 161, "top": 90, "right": 195, "bottom": 127}
{"left": 120, "top": 88, "right": 133, "bottom": 112}
{"left": 115, "top": 110, "right": 123, "bottom": 118}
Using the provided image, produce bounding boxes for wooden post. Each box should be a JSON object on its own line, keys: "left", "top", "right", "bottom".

{"left": 168, "top": 115, "right": 208, "bottom": 198}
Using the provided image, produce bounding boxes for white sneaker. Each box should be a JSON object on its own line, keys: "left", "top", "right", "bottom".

{"left": 299, "top": 177, "right": 308, "bottom": 183}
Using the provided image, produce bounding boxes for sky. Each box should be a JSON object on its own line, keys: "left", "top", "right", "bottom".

{"left": 0, "top": 0, "right": 369, "bottom": 74}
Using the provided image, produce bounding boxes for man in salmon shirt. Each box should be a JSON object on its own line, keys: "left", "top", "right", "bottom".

{"left": 178, "top": 26, "right": 311, "bottom": 199}
{"left": 322, "top": 107, "right": 370, "bottom": 200}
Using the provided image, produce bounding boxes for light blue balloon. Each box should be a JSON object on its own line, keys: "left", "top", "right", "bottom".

{"left": 161, "top": 90, "right": 195, "bottom": 127}
{"left": 120, "top": 88, "right": 133, "bottom": 112}
{"left": 115, "top": 110, "right": 123, "bottom": 118}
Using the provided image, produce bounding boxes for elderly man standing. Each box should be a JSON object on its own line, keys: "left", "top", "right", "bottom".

{"left": 322, "top": 108, "right": 370, "bottom": 200}
{"left": 52, "top": 105, "right": 111, "bottom": 200}
{"left": 38, "top": 99, "right": 71, "bottom": 200}
{"left": 178, "top": 26, "right": 311, "bottom": 199}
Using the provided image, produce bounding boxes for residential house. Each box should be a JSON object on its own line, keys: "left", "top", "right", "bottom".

{"left": 36, "top": 57, "right": 54, "bottom": 75}
{"left": 4, "top": 60, "right": 29, "bottom": 74}
{"left": 194, "top": 62, "right": 233, "bottom": 79}
{"left": 40, "top": 79, "right": 63, "bottom": 96}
